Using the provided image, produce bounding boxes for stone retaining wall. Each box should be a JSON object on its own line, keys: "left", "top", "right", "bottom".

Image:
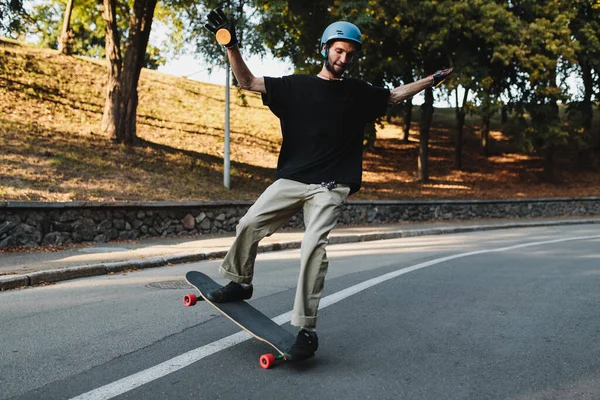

{"left": 1, "top": 198, "right": 599, "bottom": 248}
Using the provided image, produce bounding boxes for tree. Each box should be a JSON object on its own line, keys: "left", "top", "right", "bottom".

{"left": 569, "top": 0, "right": 600, "bottom": 163}
{"left": 413, "top": 0, "right": 449, "bottom": 182}
{"left": 419, "top": 88, "right": 434, "bottom": 181}
{"left": 427, "top": 0, "right": 521, "bottom": 169}
{"left": 101, "top": 0, "right": 158, "bottom": 144}
{"left": 434, "top": 0, "right": 475, "bottom": 170}
{"left": 11, "top": 0, "right": 104, "bottom": 57}
{"left": 255, "top": 0, "right": 334, "bottom": 74}
{"left": 469, "top": 0, "right": 521, "bottom": 158}
{"left": 0, "top": 0, "right": 25, "bottom": 34}
{"left": 6, "top": 0, "right": 176, "bottom": 145}
{"left": 58, "top": 0, "right": 74, "bottom": 55}
{"left": 350, "top": 0, "right": 420, "bottom": 143}
{"left": 9, "top": 0, "right": 167, "bottom": 66}
{"left": 511, "top": 0, "right": 577, "bottom": 181}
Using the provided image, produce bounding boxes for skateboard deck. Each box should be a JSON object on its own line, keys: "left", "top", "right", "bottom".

{"left": 183, "top": 271, "right": 296, "bottom": 369}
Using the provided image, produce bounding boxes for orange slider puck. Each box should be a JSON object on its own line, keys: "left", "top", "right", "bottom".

{"left": 216, "top": 29, "right": 231, "bottom": 45}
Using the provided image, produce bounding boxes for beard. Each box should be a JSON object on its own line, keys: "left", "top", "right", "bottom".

{"left": 325, "top": 57, "right": 347, "bottom": 78}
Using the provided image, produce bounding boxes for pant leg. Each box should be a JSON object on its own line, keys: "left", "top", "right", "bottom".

{"left": 291, "top": 184, "right": 351, "bottom": 328}
{"left": 219, "top": 179, "right": 305, "bottom": 284}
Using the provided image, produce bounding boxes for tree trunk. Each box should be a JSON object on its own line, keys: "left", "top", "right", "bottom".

{"left": 596, "top": 103, "right": 600, "bottom": 152}
{"left": 454, "top": 110, "right": 465, "bottom": 170}
{"left": 402, "top": 97, "right": 412, "bottom": 143}
{"left": 579, "top": 58, "right": 597, "bottom": 161}
{"left": 580, "top": 58, "right": 594, "bottom": 132}
{"left": 542, "top": 101, "right": 560, "bottom": 182}
{"left": 542, "top": 144, "right": 556, "bottom": 182}
{"left": 101, "top": 0, "right": 157, "bottom": 145}
{"left": 401, "top": 71, "right": 414, "bottom": 143}
{"left": 418, "top": 88, "right": 434, "bottom": 182}
{"left": 363, "top": 122, "right": 376, "bottom": 151}
{"left": 454, "top": 87, "right": 469, "bottom": 170}
{"left": 58, "top": 0, "right": 74, "bottom": 55}
{"left": 101, "top": 0, "right": 121, "bottom": 138}
{"left": 481, "top": 114, "right": 491, "bottom": 157}
{"left": 117, "top": 0, "right": 157, "bottom": 144}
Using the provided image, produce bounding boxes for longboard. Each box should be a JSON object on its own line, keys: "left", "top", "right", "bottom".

{"left": 183, "top": 271, "right": 296, "bottom": 369}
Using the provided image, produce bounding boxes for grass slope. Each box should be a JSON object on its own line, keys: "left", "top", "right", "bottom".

{"left": 1, "top": 37, "right": 599, "bottom": 201}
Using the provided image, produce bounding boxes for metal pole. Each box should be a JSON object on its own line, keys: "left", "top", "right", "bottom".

{"left": 224, "top": 62, "right": 231, "bottom": 189}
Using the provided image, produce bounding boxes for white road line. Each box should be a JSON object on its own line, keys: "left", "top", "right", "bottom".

{"left": 71, "top": 234, "right": 600, "bottom": 400}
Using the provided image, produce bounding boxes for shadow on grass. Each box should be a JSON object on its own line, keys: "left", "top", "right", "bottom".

{"left": 0, "top": 119, "right": 275, "bottom": 201}
{"left": 166, "top": 79, "right": 267, "bottom": 111}
{"left": 359, "top": 121, "right": 550, "bottom": 199}
{"left": 1, "top": 75, "right": 280, "bottom": 149}
{"left": 136, "top": 138, "right": 275, "bottom": 181}
{"left": 1, "top": 77, "right": 105, "bottom": 114}
{"left": 136, "top": 115, "right": 280, "bottom": 148}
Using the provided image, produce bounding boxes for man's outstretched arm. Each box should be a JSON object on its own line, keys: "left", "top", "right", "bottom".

{"left": 388, "top": 68, "right": 453, "bottom": 104}
{"left": 205, "top": 7, "right": 265, "bottom": 94}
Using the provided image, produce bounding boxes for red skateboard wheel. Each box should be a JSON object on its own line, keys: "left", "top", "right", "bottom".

{"left": 183, "top": 293, "right": 197, "bottom": 307}
{"left": 259, "top": 353, "right": 276, "bottom": 369}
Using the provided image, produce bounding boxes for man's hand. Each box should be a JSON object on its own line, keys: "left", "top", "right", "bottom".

{"left": 430, "top": 68, "right": 453, "bottom": 88}
{"left": 204, "top": 7, "right": 238, "bottom": 48}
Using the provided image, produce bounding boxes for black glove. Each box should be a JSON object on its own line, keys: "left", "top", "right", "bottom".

{"left": 204, "top": 7, "right": 238, "bottom": 48}
{"left": 430, "top": 68, "right": 453, "bottom": 88}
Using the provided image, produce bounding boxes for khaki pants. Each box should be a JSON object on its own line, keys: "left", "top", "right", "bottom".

{"left": 219, "top": 178, "right": 350, "bottom": 328}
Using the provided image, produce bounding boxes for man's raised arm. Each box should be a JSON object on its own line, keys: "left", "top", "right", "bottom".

{"left": 226, "top": 46, "right": 265, "bottom": 94}
{"left": 205, "top": 7, "right": 265, "bottom": 94}
{"left": 389, "top": 68, "right": 453, "bottom": 104}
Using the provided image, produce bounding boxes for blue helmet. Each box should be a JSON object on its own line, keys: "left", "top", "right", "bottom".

{"left": 320, "top": 21, "right": 362, "bottom": 58}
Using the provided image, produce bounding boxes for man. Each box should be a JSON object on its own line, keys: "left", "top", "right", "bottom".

{"left": 204, "top": 7, "right": 452, "bottom": 361}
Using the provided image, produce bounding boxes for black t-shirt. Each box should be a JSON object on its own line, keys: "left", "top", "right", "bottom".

{"left": 262, "top": 74, "right": 390, "bottom": 194}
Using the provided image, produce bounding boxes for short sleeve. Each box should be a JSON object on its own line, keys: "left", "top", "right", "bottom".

{"left": 362, "top": 84, "right": 390, "bottom": 122}
{"left": 261, "top": 76, "right": 292, "bottom": 118}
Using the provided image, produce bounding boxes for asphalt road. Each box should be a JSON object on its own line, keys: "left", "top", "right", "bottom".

{"left": 2, "top": 224, "right": 600, "bottom": 400}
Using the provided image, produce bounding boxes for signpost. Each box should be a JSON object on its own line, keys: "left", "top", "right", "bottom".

{"left": 224, "top": 62, "right": 231, "bottom": 189}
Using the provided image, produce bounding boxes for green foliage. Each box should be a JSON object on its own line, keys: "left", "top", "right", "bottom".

{"left": 506, "top": 1, "right": 578, "bottom": 161}
{"left": 363, "top": 121, "right": 376, "bottom": 150}
{"left": 521, "top": 104, "right": 569, "bottom": 153}
{"left": 9, "top": 0, "right": 181, "bottom": 69}
{"left": 567, "top": 100, "right": 596, "bottom": 149}
{"left": 16, "top": 0, "right": 105, "bottom": 57}
{"left": 183, "top": 0, "right": 268, "bottom": 71}
{"left": 152, "top": 1, "right": 187, "bottom": 59}
{"left": 254, "top": 0, "right": 333, "bottom": 74}
{"left": 0, "top": 0, "right": 25, "bottom": 34}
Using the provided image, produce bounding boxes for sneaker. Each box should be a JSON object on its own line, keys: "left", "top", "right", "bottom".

{"left": 287, "top": 329, "right": 319, "bottom": 361}
{"left": 205, "top": 281, "right": 253, "bottom": 303}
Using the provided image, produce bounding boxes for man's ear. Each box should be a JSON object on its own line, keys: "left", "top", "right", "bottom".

{"left": 321, "top": 43, "right": 329, "bottom": 58}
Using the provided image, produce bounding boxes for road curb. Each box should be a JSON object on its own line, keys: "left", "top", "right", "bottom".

{"left": 0, "top": 274, "right": 30, "bottom": 290}
{"left": 2, "top": 218, "right": 599, "bottom": 291}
